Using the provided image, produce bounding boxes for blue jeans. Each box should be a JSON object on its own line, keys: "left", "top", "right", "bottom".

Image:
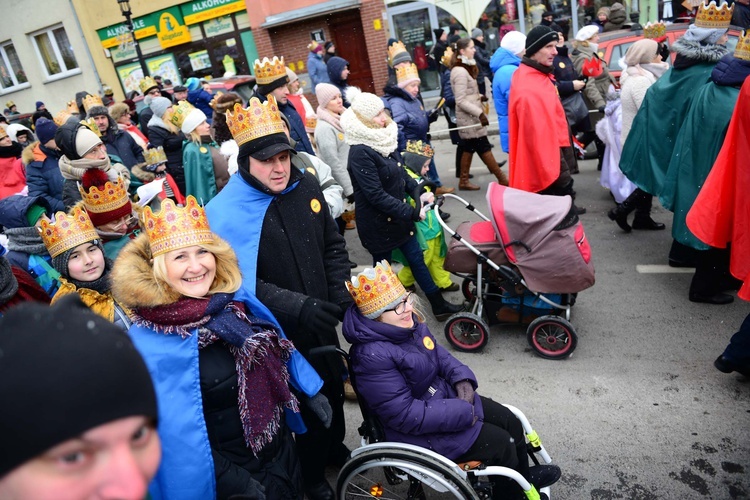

{"left": 426, "top": 156, "right": 442, "bottom": 187}
{"left": 372, "top": 235, "right": 438, "bottom": 295}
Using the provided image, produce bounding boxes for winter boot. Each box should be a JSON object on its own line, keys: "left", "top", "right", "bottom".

{"left": 426, "top": 291, "right": 465, "bottom": 321}
{"left": 595, "top": 137, "right": 606, "bottom": 171}
{"left": 608, "top": 190, "right": 639, "bottom": 232}
{"left": 632, "top": 191, "right": 665, "bottom": 230}
{"left": 455, "top": 146, "right": 472, "bottom": 179}
{"left": 458, "top": 152, "right": 480, "bottom": 191}
{"left": 479, "top": 150, "right": 509, "bottom": 186}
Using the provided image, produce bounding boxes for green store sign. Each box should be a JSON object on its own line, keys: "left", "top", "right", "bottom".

{"left": 98, "top": 6, "right": 186, "bottom": 49}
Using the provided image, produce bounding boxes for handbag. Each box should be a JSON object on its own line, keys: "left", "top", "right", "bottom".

{"left": 561, "top": 92, "right": 589, "bottom": 126}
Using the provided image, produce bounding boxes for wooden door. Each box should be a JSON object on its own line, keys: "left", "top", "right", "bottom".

{"left": 329, "top": 11, "right": 375, "bottom": 93}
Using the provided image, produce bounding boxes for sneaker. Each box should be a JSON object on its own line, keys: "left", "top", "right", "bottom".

{"left": 529, "top": 464, "right": 561, "bottom": 489}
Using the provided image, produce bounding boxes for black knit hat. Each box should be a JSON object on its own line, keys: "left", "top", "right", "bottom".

{"left": 525, "top": 25, "right": 559, "bottom": 57}
{"left": 256, "top": 75, "right": 289, "bottom": 97}
{"left": 0, "top": 295, "right": 158, "bottom": 477}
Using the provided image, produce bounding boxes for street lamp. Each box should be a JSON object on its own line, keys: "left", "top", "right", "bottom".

{"left": 116, "top": 0, "right": 149, "bottom": 79}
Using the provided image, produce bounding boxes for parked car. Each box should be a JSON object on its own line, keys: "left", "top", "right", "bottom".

{"left": 596, "top": 24, "right": 742, "bottom": 81}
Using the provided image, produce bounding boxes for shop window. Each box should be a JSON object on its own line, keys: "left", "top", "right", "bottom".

{"left": 0, "top": 41, "right": 29, "bottom": 92}
{"left": 31, "top": 25, "right": 80, "bottom": 80}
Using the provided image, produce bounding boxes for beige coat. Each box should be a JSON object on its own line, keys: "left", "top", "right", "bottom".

{"left": 571, "top": 44, "right": 616, "bottom": 110}
{"left": 450, "top": 65, "right": 487, "bottom": 140}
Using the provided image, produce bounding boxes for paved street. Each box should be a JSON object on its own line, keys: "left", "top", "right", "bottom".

{"left": 336, "top": 131, "right": 750, "bottom": 499}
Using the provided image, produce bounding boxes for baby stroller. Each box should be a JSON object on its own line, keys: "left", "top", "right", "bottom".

{"left": 435, "top": 183, "right": 595, "bottom": 359}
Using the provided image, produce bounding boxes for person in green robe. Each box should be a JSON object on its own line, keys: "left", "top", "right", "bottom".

{"left": 173, "top": 101, "right": 230, "bottom": 203}
{"left": 660, "top": 47, "right": 750, "bottom": 305}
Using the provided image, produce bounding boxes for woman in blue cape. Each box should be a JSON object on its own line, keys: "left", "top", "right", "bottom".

{"left": 111, "top": 196, "right": 330, "bottom": 500}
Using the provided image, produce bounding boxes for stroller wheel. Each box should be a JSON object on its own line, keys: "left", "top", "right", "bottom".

{"left": 444, "top": 313, "right": 489, "bottom": 352}
{"left": 461, "top": 277, "right": 477, "bottom": 302}
{"left": 526, "top": 316, "right": 577, "bottom": 359}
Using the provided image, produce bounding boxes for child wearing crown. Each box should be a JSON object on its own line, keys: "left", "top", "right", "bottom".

{"left": 395, "top": 140, "right": 457, "bottom": 293}
{"left": 342, "top": 261, "right": 562, "bottom": 499}
{"left": 39, "top": 207, "right": 130, "bottom": 330}
{"left": 111, "top": 196, "right": 328, "bottom": 500}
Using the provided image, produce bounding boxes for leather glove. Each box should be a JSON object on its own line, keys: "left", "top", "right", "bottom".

{"left": 597, "top": 106, "right": 606, "bottom": 114}
{"left": 299, "top": 298, "right": 341, "bottom": 334}
{"left": 427, "top": 108, "right": 440, "bottom": 123}
{"left": 305, "top": 392, "right": 333, "bottom": 428}
{"left": 346, "top": 194, "right": 355, "bottom": 204}
{"left": 480, "top": 95, "right": 489, "bottom": 102}
{"left": 455, "top": 380, "right": 475, "bottom": 403}
{"left": 478, "top": 113, "right": 489, "bottom": 127}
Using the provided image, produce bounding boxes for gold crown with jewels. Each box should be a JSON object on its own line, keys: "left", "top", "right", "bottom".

{"left": 396, "top": 63, "right": 420, "bottom": 84}
{"left": 139, "top": 76, "right": 158, "bottom": 94}
{"left": 141, "top": 195, "right": 214, "bottom": 257}
{"left": 169, "top": 100, "right": 196, "bottom": 130}
{"left": 226, "top": 95, "right": 284, "bottom": 147}
{"left": 734, "top": 29, "right": 750, "bottom": 61}
{"left": 144, "top": 146, "right": 168, "bottom": 166}
{"left": 78, "top": 177, "right": 130, "bottom": 217}
{"left": 441, "top": 46, "right": 454, "bottom": 68}
{"left": 388, "top": 41, "right": 409, "bottom": 67}
{"left": 79, "top": 118, "right": 102, "bottom": 137}
{"left": 54, "top": 110, "right": 73, "bottom": 126}
{"left": 254, "top": 56, "right": 287, "bottom": 85}
{"left": 643, "top": 22, "right": 667, "bottom": 40}
{"left": 694, "top": 0, "right": 733, "bottom": 30}
{"left": 38, "top": 207, "right": 99, "bottom": 258}
{"left": 405, "top": 140, "right": 434, "bottom": 158}
{"left": 346, "top": 260, "right": 407, "bottom": 319}
{"left": 82, "top": 94, "right": 104, "bottom": 113}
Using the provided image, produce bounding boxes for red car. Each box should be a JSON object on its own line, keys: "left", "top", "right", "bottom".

{"left": 597, "top": 24, "right": 742, "bottom": 81}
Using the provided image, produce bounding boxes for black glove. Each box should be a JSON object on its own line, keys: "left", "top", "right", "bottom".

{"left": 659, "top": 43, "right": 670, "bottom": 63}
{"left": 305, "top": 392, "right": 333, "bottom": 428}
{"left": 455, "top": 380, "right": 475, "bottom": 403}
{"left": 597, "top": 106, "right": 605, "bottom": 114}
{"left": 346, "top": 194, "right": 355, "bottom": 204}
{"left": 299, "top": 298, "right": 341, "bottom": 334}
{"left": 427, "top": 108, "right": 440, "bottom": 123}
{"left": 478, "top": 113, "right": 489, "bottom": 127}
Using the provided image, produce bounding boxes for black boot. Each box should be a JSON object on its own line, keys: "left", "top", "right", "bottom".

{"left": 632, "top": 215, "right": 665, "bottom": 230}
{"left": 427, "top": 291, "right": 464, "bottom": 321}
{"left": 595, "top": 137, "right": 606, "bottom": 171}
{"left": 608, "top": 205, "right": 632, "bottom": 232}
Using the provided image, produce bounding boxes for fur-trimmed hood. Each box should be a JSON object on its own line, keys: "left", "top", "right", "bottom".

{"left": 672, "top": 38, "right": 728, "bottom": 65}
{"left": 110, "top": 233, "right": 182, "bottom": 308}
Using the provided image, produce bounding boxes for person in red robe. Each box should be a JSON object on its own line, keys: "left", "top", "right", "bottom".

{"left": 686, "top": 77, "right": 750, "bottom": 302}
{"left": 508, "top": 25, "right": 586, "bottom": 214}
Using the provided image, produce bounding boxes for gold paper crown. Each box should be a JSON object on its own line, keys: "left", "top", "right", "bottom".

{"left": 307, "top": 40, "right": 320, "bottom": 52}
{"left": 0, "top": 127, "right": 7, "bottom": 140}
{"left": 78, "top": 177, "right": 130, "bottom": 216}
{"left": 396, "top": 63, "right": 420, "bottom": 85}
{"left": 80, "top": 118, "right": 102, "bottom": 137}
{"left": 38, "top": 207, "right": 99, "bottom": 258}
{"left": 139, "top": 76, "right": 158, "bottom": 94}
{"left": 694, "top": 0, "right": 733, "bottom": 29}
{"left": 388, "top": 41, "right": 409, "bottom": 67}
{"left": 170, "top": 100, "right": 196, "bottom": 129}
{"left": 305, "top": 115, "right": 318, "bottom": 130}
{"left": 254, "top": 57, "right": 287, "bottom": 85}
{"left": 226, "top": 95, "right": 284, "bottom": 147}
{"left": 5, "top": 100, "right": 15, "bottom": 108}
{"left": 142, "top": 196, "right": 214, "bottom": 257}
{"left": 82, "top": 94, "right": 104, "bottom": 112}
{"left": 441, "top": 46, "right": 454, "bottom": 68}
{"left": 54, "top": 110, "right": 73, "bottom": 126}
{"left": 405, "top": 140, "right": 434, "bottom": 158}
{"left": 66, "top": 100, "right": 79, "bottom": 114}
{"left": 144, "top": 146, "right": 168, "bottom": 166}
{"left": 346, "top": 261, "right": 407, "bottom": 318}
{"left": 643, "top": 22, "right": 667, "bottom": 40}
{"left": 734, "top": 29, "right": 750, "bottom": 61}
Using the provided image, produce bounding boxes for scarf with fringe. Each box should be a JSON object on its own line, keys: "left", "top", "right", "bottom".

{"left": 341, "top": 109, "right": 398, "bottom": 157}
{"left": 133, "top": 292, "right": 299, "bottom": 455}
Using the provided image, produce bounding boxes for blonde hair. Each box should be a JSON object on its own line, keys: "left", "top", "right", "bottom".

{"left": 375, "top": 293, "right": 427, "bottom": 324}
{"left": 151, "top": 236, "right": 242, "bottom": 298}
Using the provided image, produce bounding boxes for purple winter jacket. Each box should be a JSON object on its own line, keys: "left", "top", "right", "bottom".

{"left": 342, "top": 305, "right": 483, "bottom": 460}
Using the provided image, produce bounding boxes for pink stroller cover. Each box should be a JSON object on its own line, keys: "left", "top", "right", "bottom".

{"left": 487, "top": 183, "right": 595, "bottom": 293}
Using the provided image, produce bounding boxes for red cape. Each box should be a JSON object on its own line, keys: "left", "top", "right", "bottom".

{"left": 686, "top": 78, "right": 750, "bottom": 301}
{"left": 508, "top": 63, "right": 570, "bottom": 193}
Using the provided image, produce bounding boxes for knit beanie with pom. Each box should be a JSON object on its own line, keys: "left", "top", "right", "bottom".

{"left": 345, "top": 87, "right": 384, "bottom": 122}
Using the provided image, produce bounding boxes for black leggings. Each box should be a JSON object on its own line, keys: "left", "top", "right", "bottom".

{"left": 456, "top": 396, "right": 529, "bottom": 499}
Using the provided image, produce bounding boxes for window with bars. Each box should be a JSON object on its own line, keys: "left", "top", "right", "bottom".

{"left": 0, "top": 41, "right": 29, "bottom": 92}
{"left": 31, "top": 25, "right": 79, "bottom": 80}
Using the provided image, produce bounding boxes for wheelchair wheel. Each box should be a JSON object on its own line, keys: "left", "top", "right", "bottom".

{"left": 337, "top": 447, "right": 479, "bottom": 499}
{"left": 444, "top": 313, "right": 489, "bottom": 352}
{"left": 526, "top": 316, "right": 577, "bottom": 359}
{"left": 461, "top": 277, "right": 477, "bottom": 302}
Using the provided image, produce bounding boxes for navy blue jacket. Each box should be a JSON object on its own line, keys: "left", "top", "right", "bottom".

{"left": 253, "top": 92, "right": 315, "bottom": 156}
{"left": 711, "top": 54, "right": 750, "bottom": 87}
{"left": 187, "top": 88, "right": 214, "bottom": 124}
{"left": 327, "top": 57, "right": 351, "bottom": 107}
{"left": 382, "top": 86, "right": 429, "bottom": 151}
{"left": 102, "top": 126, "right": 145, "bottom": 169}
{"left": 25, "top": 145, "right": 65, "bottom": 213}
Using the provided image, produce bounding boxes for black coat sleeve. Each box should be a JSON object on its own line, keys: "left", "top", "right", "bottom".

{"left": 349, "top": 149, "right": 420, "bottom": 222}
{"left": 212, "top": 450, "right": 267, "bottom": 500}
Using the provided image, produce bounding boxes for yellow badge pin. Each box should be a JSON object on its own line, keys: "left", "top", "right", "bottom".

{"left": 311, "top": 199, "right": 321, "bottom": 213}
{"left": 423, "top": 336, "right": 435, "bottom": 350}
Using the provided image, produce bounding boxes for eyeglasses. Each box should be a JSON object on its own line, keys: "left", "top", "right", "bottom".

{"left": 384, "top": 292, "right": 414, "bottom": 315}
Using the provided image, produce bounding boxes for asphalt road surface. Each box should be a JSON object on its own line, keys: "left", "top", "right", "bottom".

{"left": 333, "top": 132, "right": 750, "bottom": 499}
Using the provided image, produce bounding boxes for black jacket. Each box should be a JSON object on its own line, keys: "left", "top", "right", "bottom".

{"left": 147, "top": 124, "right": 186, "bottom": 193}
{"left": 139, "top": 108, "right": 153, "bottom": 140}
{"left": 199, "top": 342, "right": 302, "bottom": 499}
{"left": 473, "top": 38, "right": 492, "bottom": 82}
{"left": 347, "top": 144, "right": 421, "bottom": 255}
{"left": 102, "top": 126, "right": 145, "bottom": 168}
{"left": 553, "top": 45, "right": 582, "bottom": 98}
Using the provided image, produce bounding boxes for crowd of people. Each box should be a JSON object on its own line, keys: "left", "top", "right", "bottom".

{"left": 1, "top": 3, "right": 749, "bottom": 498}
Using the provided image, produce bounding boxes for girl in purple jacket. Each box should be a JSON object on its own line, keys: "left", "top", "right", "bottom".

{"left": 342, "top": 261, "right": 561, "bottom": 499}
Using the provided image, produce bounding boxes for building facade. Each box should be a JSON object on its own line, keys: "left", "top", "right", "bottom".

{"left": 0, "top": 0, "right": 101, "bottom": 116}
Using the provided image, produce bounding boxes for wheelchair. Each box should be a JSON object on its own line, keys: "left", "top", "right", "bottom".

{"left": 311, "top": 347, "right": 556, "bottom": 499}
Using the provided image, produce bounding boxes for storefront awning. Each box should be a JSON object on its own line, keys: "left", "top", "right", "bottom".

{"left": 261, "top": 0, "right": 361, "bottom": 28}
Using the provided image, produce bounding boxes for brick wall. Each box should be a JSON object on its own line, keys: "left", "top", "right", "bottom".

{"left": 360, "top": 0, "right": 389, "bottom": 95}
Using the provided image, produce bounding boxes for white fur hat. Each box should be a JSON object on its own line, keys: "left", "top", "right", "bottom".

{"left": 345, "top": 86, "right": 384, "bottom": 121}
{"left": 576, "top": 25, "right": 600, "bottom": 42}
